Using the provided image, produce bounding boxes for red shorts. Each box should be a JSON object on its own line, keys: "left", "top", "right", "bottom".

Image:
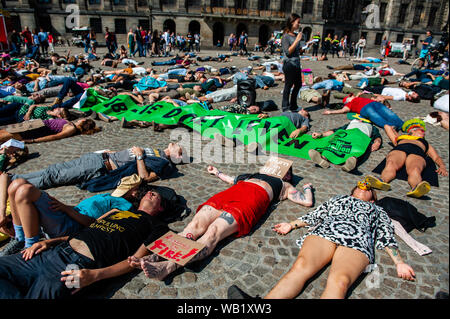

{"left": 196, "top": 182, "right": 271, "bottom": 237}
{"left": 379, "top": 70, "right": 391, "bottom": 76}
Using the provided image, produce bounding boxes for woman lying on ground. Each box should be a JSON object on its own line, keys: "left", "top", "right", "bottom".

{"left": 228, "top": 181, "right": 415, "bottom": 299}
{"left": 366, "top": 118, "right": 448, "bottom": 198}
{"left": 0, "top": 118, "right": 100, "bottom": 144}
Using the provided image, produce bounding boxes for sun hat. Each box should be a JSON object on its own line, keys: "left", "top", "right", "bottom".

{"left": 111, "top": 174, "right": 142, "bottom": 197}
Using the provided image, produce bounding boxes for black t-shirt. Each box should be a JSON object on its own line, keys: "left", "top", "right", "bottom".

{"left": 70, "top": 210, "right": 169, "bottom": 268}
{"left": 168, "top": 73, "right": 186, "bottom": 82}
{"left": 413, "top": 84, "right": 441, "bottom": 100}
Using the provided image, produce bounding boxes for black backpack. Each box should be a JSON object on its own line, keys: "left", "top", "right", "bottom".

{"left": 375, "top": 197, "right": 436, "bottom": 233}
{"left": 151, "top": 186, "right": 190, "bottom": 223}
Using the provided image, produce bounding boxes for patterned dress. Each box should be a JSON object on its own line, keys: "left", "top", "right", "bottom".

{"left": 296, "top": 195, "right": 398, "bottom": 264}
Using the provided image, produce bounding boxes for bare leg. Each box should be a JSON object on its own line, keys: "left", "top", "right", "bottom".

{"left": 404, "top": 154, "right": 426, "bottom": 190}
{"left": 264, "top": 235, "right": 336, "bottom": 299}
{"left": 7, "top": 178, "right": 29, "bottom": 227}
{"left": 138, "top": 214, "right": 239, "bottom": 280}
{"left": 13, "top": 183, "right": 42, "bottom": 238}
{"left": 321, "top": 246, "right": 369, "bottom": 299}
{"left": 381, "top": 150, "right": 407, "bottom": 183}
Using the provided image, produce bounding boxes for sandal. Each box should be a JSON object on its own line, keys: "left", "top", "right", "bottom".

{"left": 365, "top": 175, "right": 391, "bottom": 191}
{"left": 406, "top": 181, "right": 430, "bottom": 198}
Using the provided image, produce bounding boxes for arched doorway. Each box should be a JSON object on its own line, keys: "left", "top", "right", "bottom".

{"left": 302, "top": 27, "right": 312, "bottom": 41}
{"left": 258, "top": 24, "right": 270, "bottom": 46}
{"left": 163, "top": 19, "right": 176, "bottom": 34}
{"left": 189, "top": 20, "right": 201, "bottom": 35}
{"left": 236, "top": 23, "right": 247, "bottom": 37}
{"left": 212, "top": 22, "right": 224, "bottom": 46}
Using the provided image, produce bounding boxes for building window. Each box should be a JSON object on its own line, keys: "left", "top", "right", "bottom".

{"left": 258, "top": 0, "right": 270, "bottom": 11}
{"left": 234, "top": 0, "right": 246, "bottom": 10}
{"left": 63, "top": 0, "right": 76, "bottom": 3}
{"left": 344, "top": 0, "right": 356, "bottom": 20}
{"left": 396, "top": 34, "right": 404, "bottom": 43}
{"left": 427, "top": 7, "right": 438, "bottom": 27}
{"left": 138, "top": 0, "right": 148, "bottom": 6}
{"left": 114, "top": 19, "right": 127, "bottom": 34}
{"left": 113, "top": 0, "right": 126, "bottom": 5}
{"left": 162, "top": 0, "right": 177, "bottom": 6}
{"left": 138, "top": 19, "right": 149, "bottom": 31}
{"left": 90, "top": 18, "right": 102, "bottom": 34}
{"left": 322, "top": 0, "right": 338, "bottom": 20}
{"left": 398, "top": 4, "right": 408, "bottom": 24}
{"left": 413, "top": 5, "right": 423, "bottom": 25}
{"left": 302, "top": 0, "right": 314, "bottom": 15}
{"left": 37, "top": 0, "right": 51, "bottom": 3}
{"left": 89, "top": 0, "right": 101, "bottom": 4}
{"left": 280, "top": 0, "right": 292, "bottom": 13}
{"left": 379, "top": 2, "right": 387, "bottom": 23}
{"left": 210, "top": 0, "right": 224, "bottom": 7}
{"left": 375, "top": 32, "right": 383, "bottom": 45}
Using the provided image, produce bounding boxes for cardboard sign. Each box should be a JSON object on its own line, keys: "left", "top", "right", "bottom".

{"left": 1, "top": 139, "right": 25, "bottom": 150}
{"left": 2, "top": 120, "right": 45, "bottom": 134}
{"left": 147, "top": 231, "right": 206, "bottom": 266}
{"left": 259, "top": 156, "right": 293, "bottom": 179}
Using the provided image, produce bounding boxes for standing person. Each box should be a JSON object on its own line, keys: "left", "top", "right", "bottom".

{"left": 340, "top": 36, "right": 347, "bottom": 58}
{"left": 152, "top": 30, "right": 160, "bottom": 56}
{"left": 194, "top": 33, "right": 201, "bottom": 52}
{"left": 38, "top": 28, "right": 49, "bottom": 56}
{"left": 89, "top": 30, "right": 97, "bottom": 54}
{"left": 381, "top": 35, "right": 388, "bottom": 59}
{"left": 281, "top": 13, "right": 312, "bottom": 112}
{"left": 321, "top": 33, "right": 332, "bottom": 59}
{"left": 127, "top": 28, "right": 135, "bottom": 57}
{"left": 331, "top": 35, "right": 340, "bottom": 58}
{"left": 83, "top": 31, "right": 90, "bottom": 54}
{"left": 104, "top": 27, "right": 112, "bottom": 54}
{"left": 356, "top": 35, "right": 366, "bottom": 59}
{"left": 134, "top": 27, "right": 144, "bottom": 57}
{"left": 20, "top": 27, "right": 33, "bottom": 54}
{"left": 47, "top": 33, "right": 54, "bottom": 54}
{"left": 239, "top": 31, "right": 248, "bottom": 56}
{"left": 186, "top": 32, "right": 194, "bottom": 52}
{"left": 145, "top": 31, "right": 152, "bottom": 56}
{"left": 312, "top": 32, "right": 321, "bottom": 57}
{"left": 418, "top": 30, "right": 434, "bottom": 68}
{"left": 8, "top": 30, "right": 21, "bottom": 56}
{"left": 228, "top": 33, "right": 235, "bottom": 52}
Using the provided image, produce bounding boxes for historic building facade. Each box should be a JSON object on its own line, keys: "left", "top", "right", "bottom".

{"left": 0, "top": 0, "right": 448, "bottom": 49}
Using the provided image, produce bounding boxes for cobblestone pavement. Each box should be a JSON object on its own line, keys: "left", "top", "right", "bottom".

{"left": 2, "top": 46, "right": 448, "bottom": 299}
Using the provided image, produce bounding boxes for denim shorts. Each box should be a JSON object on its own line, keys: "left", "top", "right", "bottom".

{"left": 33, "top": 191, "right": 83, "bottom": 238}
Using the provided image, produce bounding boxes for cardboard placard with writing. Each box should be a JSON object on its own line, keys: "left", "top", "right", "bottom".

{"left": 259, "top": 156, "right": 293, "bottom": 179}
{"left": 147, "top": 231, "right": 206, "bottom": 266}
{"left": 2, "top": 120, "right": 45, "bottom": 134}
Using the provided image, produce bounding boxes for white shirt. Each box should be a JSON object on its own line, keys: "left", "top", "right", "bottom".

{"left": 382, "top": 87, "right": 407, "bottom": 101}
{"left": 132, "top": 67, "right": 147, "bottom": 76}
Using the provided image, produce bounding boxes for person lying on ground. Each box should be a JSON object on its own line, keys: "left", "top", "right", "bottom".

{"left": 0, "top": 145, "right": 29, "bottom": 173}
{"left": 0, "top": 174, "right": 142, "bottom": 256}
{"left": 0, "top": 184, "right": 172, "bottom": 299}
{"left": 426, "top": 111, "right": 449, "bottom": 130}
{"left": 102, "top": 67, "right": 152, "bottom": 77}
{"left": 0, "top": 94, "right": 51, "bottom": 125}
{"left": 280, "top": 109, "right": 310, "bottom": 139}
{"left": 0, "top": 118, "right": 100, "bottom": 145}
{"left": 308, "top": 119, "right": 383, "bottom": 172}
{"left": 398, "top": 81, "right": 444, "bottom": 101}
{"left": 128, "top": 165, "right": 314, "bottom": 280}
{"left": 323, "top": 94, "right": 404, "bottom": 131}
{"left": 365, "top": 118, "right": 448, "bottom": 198}
{"left": 9, "top": 143, "right": 184, "bottom": 190}
{"left": 227, "top": 182, "right": 415, "bottom": 299}
{"left": 363, "top": 86, "right": 421, "bottom": 103}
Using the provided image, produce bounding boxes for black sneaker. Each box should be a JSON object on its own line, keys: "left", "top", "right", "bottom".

{"left": 227, "top": 285, "right": 258, "bottom": 299}
{"left": 0, "top": 238, "right": 25, "bottom": 256}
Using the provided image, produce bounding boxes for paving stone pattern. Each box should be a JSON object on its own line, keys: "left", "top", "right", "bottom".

{"left": 2, "top": 47, "right": 448, "bottom": 299}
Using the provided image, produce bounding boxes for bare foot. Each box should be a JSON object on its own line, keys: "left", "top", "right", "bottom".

{"left": 140, "top": 259, "right": 179, "bottom": 280}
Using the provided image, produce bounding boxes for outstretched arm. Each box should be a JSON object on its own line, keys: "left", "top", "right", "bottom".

{"left": 207, "top": 165, "right": 235, "bottom": 185}
{"left": 272, "top": 219, "right": 309, "bottom": 235}
{"left": 61, "top": 244, "right": 151, "bottom": 295}
{"left": 427, "top": 145, "right": 448, "bottom": 176}
{"left": 384, "top": 246, "right": 416, "bottom": 281}
{"left": 284, "top": 183, "right": 314, "bottom": 207}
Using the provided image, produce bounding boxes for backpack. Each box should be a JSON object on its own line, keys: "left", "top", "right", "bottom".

{"left": 375, "top": 196, "right": 436, "bottom": 233}
{"left": 151, "top": 185, "right": 190, "bottom": 223}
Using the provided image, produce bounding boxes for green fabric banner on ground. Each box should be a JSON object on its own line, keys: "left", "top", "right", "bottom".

{"left": 81, "top": 93, "right": 371, "bottom": 164}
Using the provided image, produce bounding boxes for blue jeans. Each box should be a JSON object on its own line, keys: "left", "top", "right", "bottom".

{"left": 167, "top": 68, "right": 187, "bottom": 76}
{"left": 152, "top": 59, "right": 177, "bottom": 66}
{"left": 255, "top": 75, "right": 274, "bottom": 88}
{"left": 405, "top": 69, "right": 443, "bottom": 79}
{"left": 12, "top": 152, "right": 105, "bottom": 189}
{"left": 360, "top": 102, "right": 404, "bottom": 130}
{"left": 57, "top": 78, "right": 84, "bottom": 100}
{"left": 0, "top": 242, "right": 96, "bottom": 299}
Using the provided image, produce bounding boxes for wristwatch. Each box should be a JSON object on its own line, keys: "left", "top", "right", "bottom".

{"left": 136, "top": 155, "right": 144, "bottom": 160}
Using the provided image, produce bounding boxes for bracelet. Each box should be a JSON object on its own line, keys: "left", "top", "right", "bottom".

{"left": 289, "top": 221, "right": 299, "bottom": 229}
{"left": 216, "top": 170, "right": 221, "bottom": 177}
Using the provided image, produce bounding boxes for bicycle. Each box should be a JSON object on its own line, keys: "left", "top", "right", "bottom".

{"left": 411, "top": 44, "right": 442, "bottom": 71}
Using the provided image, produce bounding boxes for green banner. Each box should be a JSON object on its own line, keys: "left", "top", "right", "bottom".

{"left": 81, "top": 93, "right": 371, "bottom": 165}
